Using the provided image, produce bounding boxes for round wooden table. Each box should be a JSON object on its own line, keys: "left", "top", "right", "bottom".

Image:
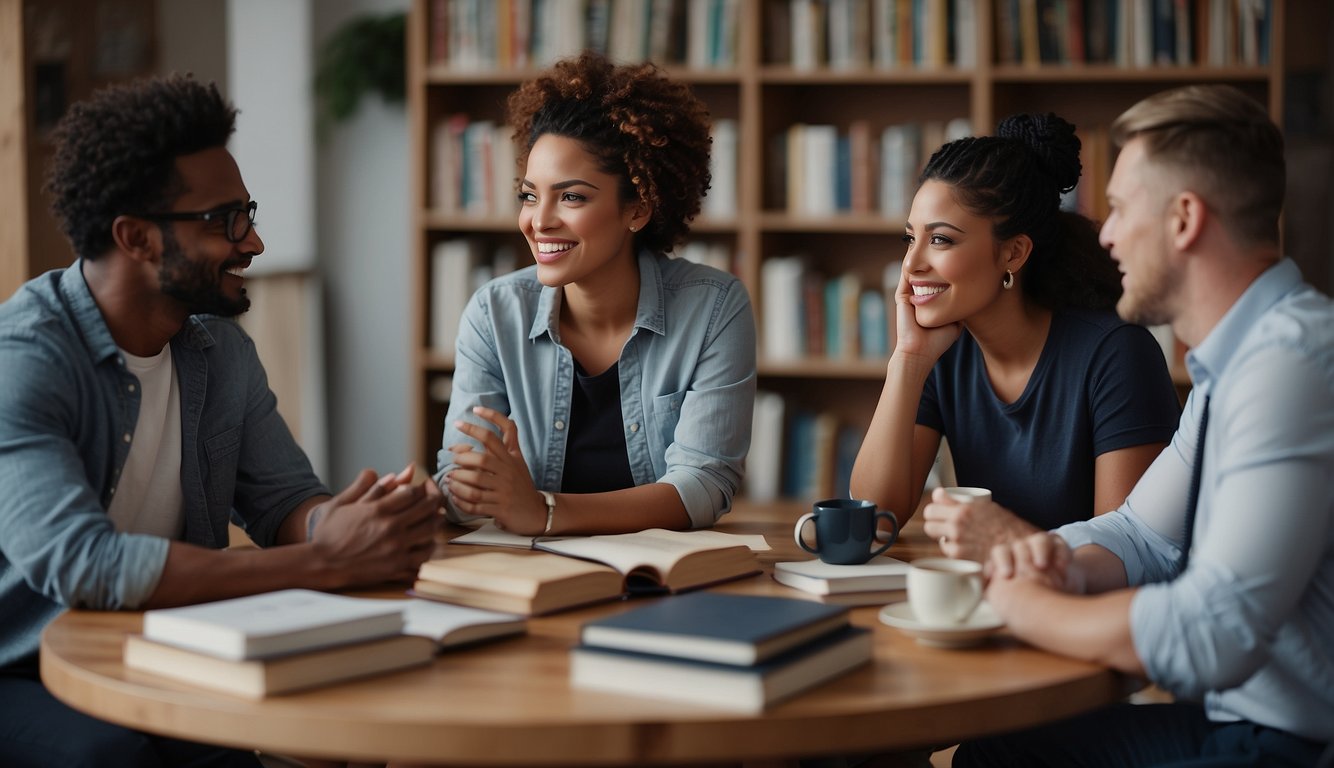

{"left": 40, "top": 501, "right": 1137, "bottom": 765}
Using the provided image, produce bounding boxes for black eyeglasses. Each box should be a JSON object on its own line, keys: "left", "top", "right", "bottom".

{"left": 135, "top": 200, "right": 258, "bottom": 243}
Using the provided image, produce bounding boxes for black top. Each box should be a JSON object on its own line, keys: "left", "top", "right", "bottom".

{"left": 561, "top": 360, "right": 635, "bottom": 494}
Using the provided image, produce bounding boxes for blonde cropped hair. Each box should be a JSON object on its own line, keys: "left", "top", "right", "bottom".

{"left": 1110, "top": 84, "right": 1284, "bottom": 247}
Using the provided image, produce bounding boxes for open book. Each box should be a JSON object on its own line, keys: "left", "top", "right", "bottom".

{"left": 416, "top": 529, "right": 763, "bottom": 615}
{"left": 451, "top": 521, "right": 772, "bottom": 552}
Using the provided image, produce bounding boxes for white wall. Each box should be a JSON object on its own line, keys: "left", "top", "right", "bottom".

{"left": 312, "top": 0, "right": 412, "bottom": 486}
{"left": 163, "top": 0, "right": 410, "bottom": 488}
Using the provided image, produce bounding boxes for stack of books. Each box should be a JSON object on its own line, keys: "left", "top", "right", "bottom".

{"left": 123, "top": 589, "right": 525, "bottom": 699}
{"left": 773, "top": 555, "right": 910, "bottom": 606}
{"left": 569, "top": 592, "right": 873, "bottom": 712}
{"left": 414, "top": 528, "right": 763, "bottom": 615}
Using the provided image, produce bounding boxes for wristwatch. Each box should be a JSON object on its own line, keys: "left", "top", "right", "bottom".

{"left": 539, "top": 490, "right": 556, "bottom": 535}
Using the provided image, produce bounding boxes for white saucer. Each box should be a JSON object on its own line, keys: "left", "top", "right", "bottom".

{"left": 878, "top": 601, "right": 1005, "bottom": 648}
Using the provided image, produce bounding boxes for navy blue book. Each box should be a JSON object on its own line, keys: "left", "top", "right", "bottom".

{"left": 570, "top": 625, "right": 873, "bottom": 713}
{"left": 578, "top": 592, "right": 850, "bottom": 665}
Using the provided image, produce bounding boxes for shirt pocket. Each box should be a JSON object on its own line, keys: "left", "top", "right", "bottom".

{"left": 650, "top": 390, "right": 686, "bottom": 456}
{"left": 203, "top": 426, "right": 242, "bottom": 498}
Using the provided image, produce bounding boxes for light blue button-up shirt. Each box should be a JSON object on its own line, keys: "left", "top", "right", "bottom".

{"left": 437, "top": 251, "right": 757, "bottom": 528}
{"left": 0, "top": 263, "right": 327, "bottom": 668}
{"left": 1057, "top": 259, "right": 1334, "bottom": 741}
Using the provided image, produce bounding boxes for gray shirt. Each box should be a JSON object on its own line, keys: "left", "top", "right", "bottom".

{"left": 1058, "top": 259, "right": 1334, "bottom": 741}
{"left": 0, "top": 262, "right": 327, "bottom": 667}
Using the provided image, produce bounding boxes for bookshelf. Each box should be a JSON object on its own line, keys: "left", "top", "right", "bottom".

{"left": 407, "top": 0, "right": 1285, "bottom": 497}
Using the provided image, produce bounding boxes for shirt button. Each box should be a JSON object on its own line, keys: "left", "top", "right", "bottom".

{"left": 123, "top": 433, "right": 132, "bottom": 443}
{"left": 629, "top": 423, "right": 640, "bottom": 433}
{"left": 127, "top": 383, "right": 136, "bottom": 393}
{"left": 554, "top": 420, "right": 565, "bottom": 431}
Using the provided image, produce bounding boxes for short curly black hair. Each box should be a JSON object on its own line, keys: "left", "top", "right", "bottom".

{"left": 45, "top": 74, "right": 237, "bottom": 260}
{"left": 507, "top": 52, "right": 713, "bottom": 255}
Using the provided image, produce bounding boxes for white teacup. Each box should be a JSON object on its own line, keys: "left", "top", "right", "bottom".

{"left": 907, "top": 557, "right": 983, "bottom": 627}
{"left": 942, "top": 486, "right": 992, "bottom": 504}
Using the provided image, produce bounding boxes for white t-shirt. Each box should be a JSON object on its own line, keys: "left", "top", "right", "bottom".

{"left": 106, "top": 346, "right": 185, "bottom": 539}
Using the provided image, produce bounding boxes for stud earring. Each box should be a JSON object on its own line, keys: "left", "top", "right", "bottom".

{"left": 1002, "top": 270, "right": 1015, "bottom": 290}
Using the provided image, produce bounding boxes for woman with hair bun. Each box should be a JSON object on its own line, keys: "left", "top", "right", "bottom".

{"left": 851, "top": 113, "right": 1181, "bottom": 560}
{"left": 435, "top": 52, "right": 756, "bottom": 536}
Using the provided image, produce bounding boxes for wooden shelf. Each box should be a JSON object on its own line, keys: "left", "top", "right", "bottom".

{"left": 407, "top": 0, "right": 1285, "bottom": 486}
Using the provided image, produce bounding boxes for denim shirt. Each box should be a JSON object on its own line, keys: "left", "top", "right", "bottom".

{"left": 0, "top": 262, "right": 327, "bottom": 667}
{"left": 437, "top": 251, "right": 757, "bottom": 528}
{"left": 1057, "top": 259, "right": 1334, "bottom": 741}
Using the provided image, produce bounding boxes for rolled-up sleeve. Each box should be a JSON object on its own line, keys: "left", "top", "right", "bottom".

{"left": 659, "top": 278, "right": 757, "bottom": 527}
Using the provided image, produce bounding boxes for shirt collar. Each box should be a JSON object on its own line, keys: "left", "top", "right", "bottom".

{"left": 528, "top": 250, "right": 667, "bottom": 341}
{"left": 59, "top": 260, "right": 120, "bottom": 365}
{"left": 1186, "top": 258, "right": 1304, "bottom": 393}
{"left": 58, "top": 258, "right": 216, "bottom": 359}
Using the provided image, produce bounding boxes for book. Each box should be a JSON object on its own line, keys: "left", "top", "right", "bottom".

{"left": 449, "top": 521, "right": 771, "bottom": 553}
{"left": 786, "top": 587, "right": 906, "bottom": 607}
{"left": 570, "top": 625, "right": 874, "bottom": 713}
{"left": 123, "top": 633, "right": 435, "bottom": 699}
{"left": 400, "top": 598, "right": 526, "bottom": 649}
{"left": 773, "top": 555, "right": 911, "bottom": 595}
{"left": 414, "top": 552, "right": 626, "bottom": 616}
{"left": 422, "top": 530, "right": 763, "bottom": 614}
{"left": 579, "top": 592, "right": 850, "bottom": 665}
{"left": 140, "top": 589, "right": 406, "bottom": 661}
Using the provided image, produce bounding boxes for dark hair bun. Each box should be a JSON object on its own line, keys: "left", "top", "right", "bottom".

{"left": 998, "top": 113, "right": 1081, "bottom": 194}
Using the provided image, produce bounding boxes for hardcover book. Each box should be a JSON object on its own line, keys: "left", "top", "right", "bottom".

{"left": 416, "top": 529, "right": 763, "bottom": 615}
{"left": 570, "top": 625, "right": 874, "bottom": 713}
{"left": 124, "top": 633, "right": 435, "bottom": 699}
{"left": 140, "top": 589, "right": 406, "bottom": 661}
{"left": 773, "top": 556, "right": 910, "bottom": 595}
{"left": 579, "top": 592, "right": 850, "bottom": 665}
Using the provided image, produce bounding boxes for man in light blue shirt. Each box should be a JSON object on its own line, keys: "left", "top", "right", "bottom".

{"left": 0, "top": 75, "right": 442, "bottom": 766}
{"left": 948, "top": 86, "right": 1333, "bottom": 766}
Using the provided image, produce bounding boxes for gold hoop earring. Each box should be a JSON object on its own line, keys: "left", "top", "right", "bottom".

{"left": 1002, "top": 270, "right": 1015, "bottom": 290}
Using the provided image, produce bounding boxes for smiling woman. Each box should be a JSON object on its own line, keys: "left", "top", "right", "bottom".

{"left": 849, "top": 113, "right": 1183, "bottom": 561}
{"left": 433, "top": 52, "right": 757, "bottom": 538}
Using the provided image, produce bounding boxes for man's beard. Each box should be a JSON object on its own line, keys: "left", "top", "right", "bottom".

{"left": 158, "top": 228, "right": 250, "bottom": 317}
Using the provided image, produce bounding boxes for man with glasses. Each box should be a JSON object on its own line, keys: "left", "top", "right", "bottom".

{"left": 0, "top": 75, "right": 442, "bottom": 765}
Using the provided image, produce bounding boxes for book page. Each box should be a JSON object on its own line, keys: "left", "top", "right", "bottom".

{"left": 451, "top": 522, "right": 771, "bottom": 552}
{"left": 400, "top": 598, "right": 524, "bottom": 643}
{"left": 535, "top": 529, "right": 755, "bottom": 582}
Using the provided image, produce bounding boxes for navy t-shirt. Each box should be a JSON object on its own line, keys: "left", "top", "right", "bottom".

{"left": 917, "top": 309, "right": 1181, "bottom": 530}
{"left": 561, "top": 361, "right": 635, "bottom": 494}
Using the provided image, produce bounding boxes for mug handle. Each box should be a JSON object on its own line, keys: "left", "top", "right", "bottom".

{"left": 868, "top": 510, "right": 900, "bottom": 559}
{"left": 794, "top": 512, "right": 820, "bottom": 555}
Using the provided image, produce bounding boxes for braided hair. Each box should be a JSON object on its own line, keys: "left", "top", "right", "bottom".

{"left": 920, "top": 113, "right": 1121, "bottom": 311}
{"left": 507, "top": 52, "right": 713, "bottom": 255}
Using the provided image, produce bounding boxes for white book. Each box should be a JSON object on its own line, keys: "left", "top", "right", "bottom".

{"left": 431, "top": 238, "right": 484, "bottom": 357}
{"left": 400, "top": 598, "right": 526, "bottom": 648}
{"left": 773, "top": 556, "right": 911, "bottom": 595}
{"left": 760, "top": 256, "right": 806, "bottom": 361}
{"left": 880, "top": 124, "right": 920, "bottom": 221}
{"left": 953, "top": 0, "right": 976, "bottom": 68}
{"left": 141, "top": 589, "right": 406, "bottom": 661}
{"left": 801, "top": 125, "right": 839, "bottom": 217}
{"left": 745, "top": 390, "right": 786, "bottom": 503}
{"left": 704, "top": 119, "right": 738, "bottom": 219}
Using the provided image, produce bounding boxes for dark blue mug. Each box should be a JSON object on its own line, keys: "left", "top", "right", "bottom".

{"left": 794, "top": 498, "right": 900, "bottom": 565}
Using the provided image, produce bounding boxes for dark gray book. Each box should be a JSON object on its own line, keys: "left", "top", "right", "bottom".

{"left": 571, "top": 625, "right": 873, "bottom": 713}
{"left": 578, "top": 592, "right": 849, "bottom": 665}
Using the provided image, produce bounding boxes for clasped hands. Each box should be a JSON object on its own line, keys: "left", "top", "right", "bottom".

{"left": 445, "top": 406, "right": 549, "bottom": 535}
{"left": 306, "top": 462, "right": 444, "bottom": 586}
{"left": 922, "top": 487, "right": 1085, "bottom": 615}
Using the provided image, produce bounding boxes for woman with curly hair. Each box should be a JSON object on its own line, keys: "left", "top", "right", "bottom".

{"left": 436, "top": 52, "right": 756, "bottom": 535}
{"left": 850, "top": 113, "right": 1182, "bottom": 560}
